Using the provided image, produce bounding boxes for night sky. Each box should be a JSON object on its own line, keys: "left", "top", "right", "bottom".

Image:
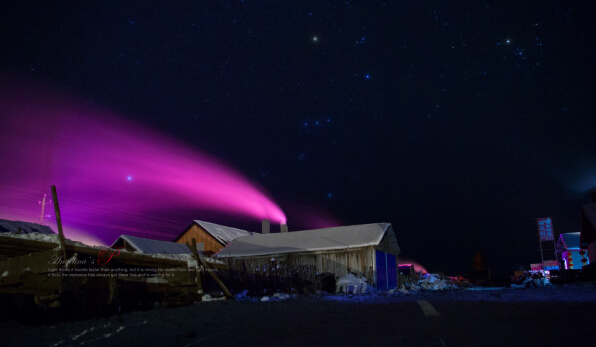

{"left": 1, "top": 1, "right": 595, "bottom": 278}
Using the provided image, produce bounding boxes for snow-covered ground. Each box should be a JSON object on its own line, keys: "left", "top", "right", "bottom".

{"left": 2, "top": 282, "right": 595, "bottom": 347}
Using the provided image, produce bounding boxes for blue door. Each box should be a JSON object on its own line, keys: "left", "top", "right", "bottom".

{"left": 386, "top": 253, "right": 397, "bottom": 289}
{"left": 376, "top": 250, "right": 397, "bottom": 290}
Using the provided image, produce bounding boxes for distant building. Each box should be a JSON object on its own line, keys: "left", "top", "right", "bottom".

{"left": 174, "top": 220, "right": 253, "bottom": 256}
{"left": 0, "top": 219, "right": 55, "bottom": 235}
{"left": 215, "top": 223, "right": 401, "bottom": 290}
{"left": 557, "top": 232, "right": 589, "bottom": 270}
{"left": 112, "top": 234, "right": 203, "bottom": 255}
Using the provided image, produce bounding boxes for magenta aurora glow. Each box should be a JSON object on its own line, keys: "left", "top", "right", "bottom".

{"left": 0, "top": 79, "right": 289, "bottom": 245}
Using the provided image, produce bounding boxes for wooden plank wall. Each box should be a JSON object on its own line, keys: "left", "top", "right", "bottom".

{"left": 225, "top": 246, "right": 377, "bottom": 284}
{"left": 176, "top": 224, "right": 224, "bottom": 255}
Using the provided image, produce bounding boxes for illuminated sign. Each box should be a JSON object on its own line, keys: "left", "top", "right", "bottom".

{"left": 542, "top": 260, "right": 559, "bottom": 270}
{"left": 536, "top": 218, "right": 554, "bottom": 241}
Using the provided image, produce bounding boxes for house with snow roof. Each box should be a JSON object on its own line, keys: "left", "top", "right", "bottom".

{"left": 174, "top": 220, "right": 253, "bottom": 255}
{"left": 112, "top": 234, "right": 204, "bottom": 255}
{"left": 215, "top": 223, "right": 401, "bottom": 290}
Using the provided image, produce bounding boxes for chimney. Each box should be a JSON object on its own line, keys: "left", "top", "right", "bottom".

{"left": 280, "top": 223, "right": 288, "bottom": 233}
{"left": 262, "top": 219, "right": 270, "bottom": 234}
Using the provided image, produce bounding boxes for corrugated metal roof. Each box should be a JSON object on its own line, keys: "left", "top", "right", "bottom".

{"left": 0, "top": 219, "right": 56, "bottom": 235}
{"left": 216, "top": 223, "right": 396, "bottom": 258}
{"left": 193, "top": 220, "right": 253, "bottom": 246}
{"left": 559, "top": 232, "right": 581, "bottom": 250}
{"left": 112, "top": 234, "right": 199, "bottom": 254}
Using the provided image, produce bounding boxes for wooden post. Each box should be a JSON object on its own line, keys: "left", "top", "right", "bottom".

{"left": 185, "top": 241, "right": 203, "bottom": 295}
{"left": 189, "top": 238, "right": 232, "bottom": 298}
{"left": 51, "top": 185, "right": 68, "bottom": 266}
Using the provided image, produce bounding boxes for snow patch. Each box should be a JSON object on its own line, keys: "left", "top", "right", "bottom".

{"left": 273, "top": 293, "right": 291, "bottom": 300}
{"left": 0, "top": 232, "right": 89, "bottom": 247}
{"left": 103, "top": 325, "right": 125, "bottom": 338}
{"left": 71, "top": 329, "right": 88, "bottom": 341}
{"left": 336, "top": 273, "right": 373, "bottom": 294}
{"left": 201, "top": 294, "right": 226, "bottom": 302}
{"left": 234, "top": 290, "right": 250, "bottom": 300}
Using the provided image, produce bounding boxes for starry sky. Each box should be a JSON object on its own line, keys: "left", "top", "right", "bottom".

{"left": 1, "top": 1, "right": 595, "bottom": 278}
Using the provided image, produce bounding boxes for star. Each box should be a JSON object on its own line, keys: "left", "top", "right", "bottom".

{"left": 298, "top": 152, "right": 306, "bottom": 162}
{"left": 312, "top": 36, "right": 318, "bottom": 43}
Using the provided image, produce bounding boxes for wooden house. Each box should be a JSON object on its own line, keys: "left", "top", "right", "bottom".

{"left": 175, "top": 220, "right": 253, "bottom": 256}
{"left": 215, "top": 223, "right": 401, "bottom": 290}
{"left": 112, "top": 234, "right": 203, "bottom": 255}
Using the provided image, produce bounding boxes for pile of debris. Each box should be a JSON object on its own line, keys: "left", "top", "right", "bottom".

{"left": 512, "top": 270, "right": 551, "bottom": 288}
{"left": 401, "top": 273, "right": 470, "bottom": 292}
{"left": 418, "top": 273, "right": 465, "bottom": 291}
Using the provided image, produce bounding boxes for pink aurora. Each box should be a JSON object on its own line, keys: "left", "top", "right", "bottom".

{"left": 0, "top": 78, "right": 286, "bottom": 245}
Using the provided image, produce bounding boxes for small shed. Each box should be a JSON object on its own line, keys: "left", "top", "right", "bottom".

{"left": 215, "top": 223, "right": 401, "bottom": 290}
{"left": 175, "top": 220, "right": 253, "bottom": 256}
{"left": 112, "top": 234, "right": 203, "bottom": 255}
{"left": 0, "top": 219, "right": 56, "bottom": 235}
{"left": 558, "top": 232, "right": 590, "bottom": 270}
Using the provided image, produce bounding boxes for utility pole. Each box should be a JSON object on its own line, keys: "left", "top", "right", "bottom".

{"left": 51, "top": 185, "right": 68, "bottom": 265}
{"left": 38, "top": 193, "right": 52, "bottom": 224}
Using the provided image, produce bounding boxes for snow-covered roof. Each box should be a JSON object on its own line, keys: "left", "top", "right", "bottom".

{"left": 0, "top": 231, "right": 89, "bottom": 247}
{"left": 0, "top": 219, "right": 56, "bottom": 235}
{"left": 558, "top": 232, "right": 580, "bottom": 250}
{"left": 216, "top": 223, "right": 398, "bottom": 258}
{"left": 189, "top": 220, "right": 253, "bottom": 246}
{"left": 112, "top": 234, "right": 200, "bottom": 255}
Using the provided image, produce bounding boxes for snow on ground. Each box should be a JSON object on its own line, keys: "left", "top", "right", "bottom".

{"left": 227, "top": 281, "right": 596, "bottom": 303}
{"left": 1, "top": 283, "right": 595, "bottom": 347}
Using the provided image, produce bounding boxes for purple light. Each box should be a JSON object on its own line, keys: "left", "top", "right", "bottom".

{"left": 0, "top": 78, "right": 287, "bottom": 244}
{"left": 398, "top": 259, "right": 428, "bottom": 274}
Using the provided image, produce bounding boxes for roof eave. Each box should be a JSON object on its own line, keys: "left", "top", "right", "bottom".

{"left": 216, "top": 243, "right": 378, "bottom": 259}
